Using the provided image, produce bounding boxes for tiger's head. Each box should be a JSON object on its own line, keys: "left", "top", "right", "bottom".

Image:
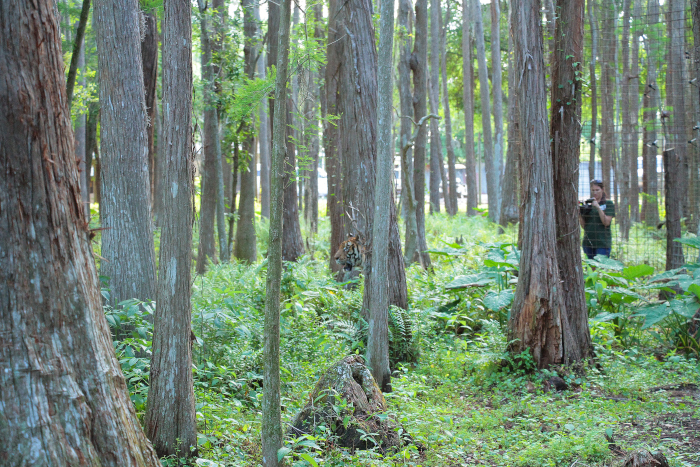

{"left": 334, "top": 234, "right": 364, "bottom": 271}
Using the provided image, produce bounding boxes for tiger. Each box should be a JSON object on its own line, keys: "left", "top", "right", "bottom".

{"left": 334, "top": 233, "right": 364, "bottom": 272}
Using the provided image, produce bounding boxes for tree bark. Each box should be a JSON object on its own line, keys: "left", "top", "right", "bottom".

{"left": 196, "top": 0, "right": 221, "bottom": 272}
{"left": 76, "top": 44, "right": 88, "bottom": 218}
{"left": 367, "top": 0, "right": 395, "bottom": 393}
{"left": 235, "top": 0, "right": 259, "bottom": 264}
{"left": 263, "top": 0, "right": 292, "bottom": 462}
{"left": 336, "top": 0, "right": 408, "bottom": 311}
{"left": 668, "top": 0, "right": 688, "bottom": 223}
{"left": 326, "top": 0, "right": 344, "bottom": 274}
{"left": 0, "top": 0, "right": 160, "bottom": 463}
{"left": 499, "top": 13, "right": 519, "bottom": 226}
{"left": 509, "top": 0, "right": 571, "bottom": 369}
{"left": 399, "top": 0, "right": 419, "bottom": 259}
{"left": 142, "top": 11, "right": 158, "bottom": 209}
{"left": 619, "top": 0, "right": 632, "bottom": 240}
{"left": 462, "top": 0, "right": 478, "bottom": 215}
{"left": 65, "top": 0, "right": 90, "bottom": 108}
{"left": 599, "top": 0, "right": 616, "bottom": 192}
{"left": 642, "top": 0, "right": 660, "bottom": 226}
{"left": 441, "top": 2, "right": 458, "bottom": 215}
{"left": 95, "top": 0, "right": 156, "bottom": 305}
{"left": 587, "top": 0, "right": 598, "bottom": 180}
{"left": 411, "top": 0, "right": 432, "bottom": 266}
{"left": 550, "top": 0, "right": 592, "bottom": 363}
{"left": 259, "top": 50, "right": 271, "bottom": 220}
{"left": 490, "top": 0, "right": 504, "bottom": 208}
{"left": 628, "top": 0, "right": 641, "bottom": 223}
{"left": 664, "top": 149, "right": 685, "bottom": 269}
{"left": 429, "top": 0, "right": 445, "bottom": 213}
{"left": 145, "top": 0, "right": 197, "bottom": 455}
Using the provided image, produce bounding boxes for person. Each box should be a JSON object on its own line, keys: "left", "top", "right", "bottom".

{"left": 580, "top": 179, "right": 615, "bottom": 259}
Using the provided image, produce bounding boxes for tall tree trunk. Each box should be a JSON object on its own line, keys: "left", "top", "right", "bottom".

{"left": 473, "top": 0, "right": 498, "bottom": 221}
{"left": 587, "top": 0, "right": 598, "bottom": 180}
{"left": 411, "top": 0, "right": 432, "bottom": 267}
{"left": 550, "top": 0, "right": 591, "bottom": 363}
{"left": 76, "top": 44, "right": 88, "bottom": 218}
{"left": 692, "top": 0, "right": 700, "bottom": 242}
{"left": 441, "top": 2, "right": 458, "bottom": 215}
{"left": 668, "top": 0, "right": 688, "bottom": 222}
{"left": 490, "top": 0, "right": 504, "bottom": 205}
{"left": 462, "top": 0, "right": 478, "bottom": 215}
{"left": 0, "top": 0, "right": 160, "bottom": 463}
{"left": 326, "top": 0, "right": 344, "bottom": 274}
{"left": 259, "top": 50, "right": 271, "bottom": 219}
{"left": 429, "top": 0, "right": 444, "bottom": 213}
{"left": 509, "top": 0, "right": 572, "bottom": 369}
{"left": 65, "top": 0, "right": 90, "bottom": 108}
{"left": 235, "top": 0, "right": 259, "bottom": 263}
{"left": 599, "top": 0, "right": 616, "bottom": 193}
{"left": 399, "top": 0, "right": 415, "bottom": 251}
{"left": 367, "top": 0, "right": 395, "bottom": 393}
{"left": 142, "top": 11, "right": 158, "bottom": 209}
{"left": 337, "top": 0, "right": 408, "bottom": 311}
{"left": 263, "top": 0, "right": 292, "bottom": 462}
{"left": 628, "top": 0, "right": 641, "bottom": 223}
{"left": 642, "top": 32, "right": 660, "bottom": 226}
{"left": 500, "top": 14, "right": 519, "bottom": 226}
{"left": 619, "top": 0, "right": 632, "bottom": 240}
{"left": 145, "top": 0, "right": 197, "bottom": 455}
{"left": 95, "top": 0, "right": 156, "bottom": 305}
{"left": 85, "top": 102, "right": 100, "bottom": 215}
{"left": 196, "top": 0, "right": 220, "bottom": 272}
{"left": 213, "top": 0, "right": 229, "bottom": 263}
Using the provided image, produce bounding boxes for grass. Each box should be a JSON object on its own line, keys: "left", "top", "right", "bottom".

{"left": 98, "top": 203, "right": 700, "bottom": 467}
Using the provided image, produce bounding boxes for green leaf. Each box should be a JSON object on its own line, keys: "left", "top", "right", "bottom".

{"left": 445, "top": 272, "right": 498, "bottom": 290}
{"left": 673, "top": 236, "right": 700, "bottom": 249}
{"left": 482, "top": 289, "right": 515, "bottom": 312}
{"left": 670, "top": 297, "right": 700, "bottom": 318}
{"left": 603, "top": 287, "right": 645, "bottom": 304}
{"left": 632, "top": 303, "right": 672, "bottom": 329}
{"left": 299, "top": 453, "right": 320, "bottom": 467}
{"left": 591, "top": 312, "right": 624, "bottom": 322}
{"left": 689, "top": 283, "right": 700, "bottom": 300}
{"left": 426, "top": 247, "right": 468, "bottom": 256}
{"left": 588, "top": 256, "right": 624, "bottom": 270}
{"left": 277, "top": 447, "right": 292, "bottom": 462}
{"left": 622, "top": 264, "right": 654, "bottom": 281}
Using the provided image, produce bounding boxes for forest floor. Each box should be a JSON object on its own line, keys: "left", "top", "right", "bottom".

{"left": 103, "top": 212, "right": 700, "bottom": 467}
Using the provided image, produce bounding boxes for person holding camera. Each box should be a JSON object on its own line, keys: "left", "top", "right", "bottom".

{"left": 579, "top": 179, "right": 615, "bottom": 259}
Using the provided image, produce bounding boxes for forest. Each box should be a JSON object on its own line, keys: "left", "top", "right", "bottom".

{"left": 1, "top": 0, "right": 700, "bottom": 466}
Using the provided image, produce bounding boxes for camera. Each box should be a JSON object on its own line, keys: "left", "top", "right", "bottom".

{"left": 579, "top": 198, "right": 594, "bottom": 215}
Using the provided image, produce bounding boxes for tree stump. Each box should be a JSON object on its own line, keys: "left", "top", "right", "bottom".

{"left": 621, "top": 450, "right": 669, "bottom": 467}
{"left": 289, "top": 355, "right": 404, "bottom": 451}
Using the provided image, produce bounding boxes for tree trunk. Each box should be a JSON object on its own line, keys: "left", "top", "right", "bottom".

{"left": 326, "top": 0, "right": 344, "bottom": 274}
{"left": 619, "top": 0, "right": 632, "bottom": 240}
{"left": 509, "top": 0, "right": 571, "bottom": 369}
{"left": 213, "top": 0, "right": 229, "bottom": 263}
{"left": 95, "top": 0, "right": 156, "bottom": 305}
{"left": 628, "top": 0, "right": 641, "bottom": 223}
{"left": 196, "top": 0, "right": 220, "bottom": 272}
{"left": 142, "top": 11, "right": 158, "bottom": 209}
{"left": 145, "top": 0, "right": 197, "bottom": 455}
{"left": 599, "top": 0, "right": 616, "bottom": 194}
{"left": 86, "top": 102, "right": 100, "bottom": 215}
{"left": 76, "top": 44, "right": 88, "bottom": 218}
{"left": 664, "top": 149, "right": 685, "bottom": 269}
{"left": 587, "top": 0, "right": 598, "bottom": 180}
{"left": 65, "top": 0, "right": 90, "bottom": 108}
{"left": 642, "top": 0, "right": 660, "bottom": 226}
{"left": 0, "top": 0, "right": 160, "bottom": 462}
{"left": 490, "top": 0, "right": 504, "bottom": 207}
{"left": 441, "top": 2, "right": 458, "bottom": 215}
{"left": 367, "top": 0, "right": 395, "bottom": 393}
{"left": 429, "top": 0, "right": 444, "bottom": 213}
{"left": 399, "top": 0, "right": 420, "bottom": 261}
{"left": 259, "top": 51, "right": 271, "bottom": 219}
{"left": 668, "top": 0, "right": 688, "bottom": 223}
{"left": 263, "top": 0, "right": 292, "bottom": 462}
{"left": 473, "top": 0, "right": 498, "bottom": 221}
{"left": 500, "top": 13, "right": 519, "bottom": 227}
{"left": 462, "top": 0, "right": 478, "bottom": 215}
{"left": 234, "top": 0, "right": 259, "bottom": 264}
{"left": 550, "top": 0, "right": 592, "bottom": 363}
{"left": 336, "top": 0, "right": 407, "bottom": 311}
{"left": 692, "top": 0, "right": 700, "bottom": 245}
{"left": 411, "top": 0, "right": 432, "bottom": 267}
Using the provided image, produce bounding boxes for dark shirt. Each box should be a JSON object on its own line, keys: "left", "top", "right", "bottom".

{"left": 582, "top": 201, "right": 615, "bottom": 249}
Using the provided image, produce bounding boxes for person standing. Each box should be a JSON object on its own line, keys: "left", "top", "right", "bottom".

{"left": 580, "top": 179, "right": 616, "bottom": 259}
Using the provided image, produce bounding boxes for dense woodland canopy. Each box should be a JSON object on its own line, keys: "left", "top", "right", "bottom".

{"left": 2, "top": 0, "right": 700, "bottom": 465}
